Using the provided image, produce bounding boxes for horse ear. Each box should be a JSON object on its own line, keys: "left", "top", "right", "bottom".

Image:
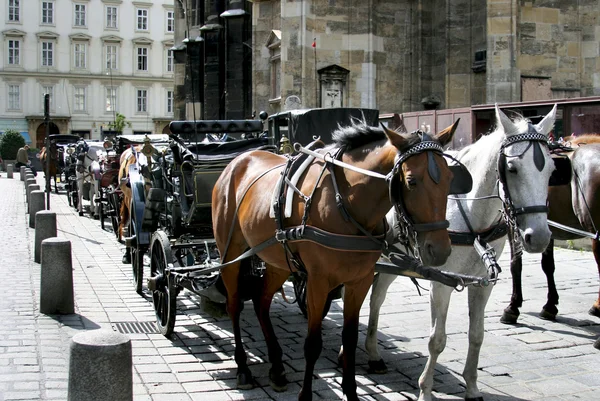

{"left": 495, "top": 104, "right": 519, "bottom": 136}
{"left": 535, "top": 104, "right": 557, "bottom": 137}
{"left": 434, "top": 118, "right": 460, "bottom": 147}
{"left": 381, "top": 123, "right": 408, "bottom": 150}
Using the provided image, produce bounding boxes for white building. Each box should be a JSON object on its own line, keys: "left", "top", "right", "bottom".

{"left": 0, "top": 0, "right": 175, "bottom": 149}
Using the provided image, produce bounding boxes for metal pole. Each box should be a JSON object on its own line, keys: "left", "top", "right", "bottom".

{"left": 44, "top": 93, "right": 50, "bottom": 209}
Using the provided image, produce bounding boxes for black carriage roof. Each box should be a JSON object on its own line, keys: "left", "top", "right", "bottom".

{"left": 268, "top": 107, "right": 379, "bottom": 145}
{"left": 48, "top": 134, "right": 81, "bottom": 145}
{"left": 169, "top": 119, "right": 264, "bottom": 137}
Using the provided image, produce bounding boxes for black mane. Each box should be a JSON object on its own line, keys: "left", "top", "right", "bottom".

{"left": 332, "top": 119, "right": 421, "bottom": 152}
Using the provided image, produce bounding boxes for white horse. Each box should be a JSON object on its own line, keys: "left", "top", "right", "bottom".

{"left": 75, "top": 140, "right": 104, "bottom": 218}
{"left": 363, "top": 105, "right": 557, "bottom": 401}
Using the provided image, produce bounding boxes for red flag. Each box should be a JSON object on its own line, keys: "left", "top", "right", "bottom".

{"left": 312, "top": 38, "right": 316, "bottom": 48}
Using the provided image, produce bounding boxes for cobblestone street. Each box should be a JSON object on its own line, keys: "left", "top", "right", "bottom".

{"left": 1, "top": 172, "right": 599, "bottom": 401}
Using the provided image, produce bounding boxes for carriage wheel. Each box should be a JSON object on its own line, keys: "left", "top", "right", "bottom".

{"left": 292, "top": 273, "right": 335, "bottom": 319}
{"left": 99, "top": 193, "right": 105, "bottom": 230}
{"left": 130, "top": 203, "right": 144, "bottom": 295}
{"left": 150, "top": 231, "right": 177, "bottom": 337}
{"left": 109, "top": 192, "right": 121, "bottom": 240}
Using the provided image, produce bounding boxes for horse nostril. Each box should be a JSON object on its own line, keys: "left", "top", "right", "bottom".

{"left": 524, "top": 233, "right": 532, "bottom": 245}
{"left": 426, "top": 243, "right": 435, "bottom": 259}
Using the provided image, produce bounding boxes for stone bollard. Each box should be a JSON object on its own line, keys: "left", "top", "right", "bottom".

{"left": 35, "top": 211, "right": 57, "bottom": 263}
{"left": 20, "top": 166, "right": 26, "bottom": 181}
{"left": 68, "top": 330, "right": 132, "bottom": 401}
{"left": 29, "top": 190, "right": 45, "bottom": 228}
{"left": 7, "top": 164, "right": 13, "bottom": 178}
{"left": 27, "top": 184, "right": 40, "bottom": 214}
{"left": 40, "top": 238, "right": 74, "bottom": 314}
{"left": 26, "top": 178, "right": 36, "bottom": 199}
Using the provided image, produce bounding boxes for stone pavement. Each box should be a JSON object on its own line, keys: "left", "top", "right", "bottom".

{"left": 0, "top": 171, "right": 599, "bottom": 401}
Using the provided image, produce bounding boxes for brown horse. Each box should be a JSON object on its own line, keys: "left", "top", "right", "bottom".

{"left": 40, "top": 143, "right": 59, "bottom": 193}
{"left": 211, "top": 121, "right": 459, "bottom": 400}
{"left": 502, "top": 134, "right": 600, "bottom": 343}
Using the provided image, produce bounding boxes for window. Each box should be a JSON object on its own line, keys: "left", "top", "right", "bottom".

{"left": 74, "top": 4, "right": 86, "bottom": 27}
{"left": 8, "top": 84, "right": 20, "bottom": 110}
{"left": 267, "top": 31, "right": 281, "bottom": 100}
{"left": 136, "top": 8, "right": 148, "bottom": 30}
{"left": 73, "top": 43, "right": 86, "bottom": 68}
{"left": 136, "top": 89, "right": 147, "bottom": 113}
{"left": 41, "top": 85, "right": 54, "bottom": 111}
{"left": 41, "top": 1, "right": 54, "bottom": 24}
{"left": 41, "top": 41, "right": 53, "bottom": 67}
{"left": 166, "top": 11, "right": 174, "bottom": 32}
{"left": 166, "top": 49, "right": 173, "bottom": 73}
{"left": 106, "top": 6, "right": 118, "bottom": 29}
{"left": 74, "top": 87, "right": 86, "bottom": 112}
{"left": 8, "top": 40, "right": 20, "bottom": 65}
{"left": 8, "top": 0, "right": 19, "bottom": 22}
{"left": 166, "top": 90, "right": 173, "bottom": 114}
{"left": 136, "top": 47, "right": 148, "bottom": 71}
{"left": 106, "top": 45, "right": 118, "bottom": 70}
{"left": 105, "top": 87, "right": 117, "bottom": 112}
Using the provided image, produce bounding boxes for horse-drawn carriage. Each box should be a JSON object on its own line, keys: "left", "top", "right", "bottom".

{"left": 40, "top": 133, "right": 80, "bottom": 195}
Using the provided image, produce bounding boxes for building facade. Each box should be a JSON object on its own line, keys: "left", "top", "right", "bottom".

{"left": 251, "top": 0, "right": 600, "bottom": 116}
{"left": 0, "top": 0, "right": 176, "bottom": 148}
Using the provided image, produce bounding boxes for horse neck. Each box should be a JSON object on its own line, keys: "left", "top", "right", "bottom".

{"left": 448, "top": 131, "right": 505, "bottom": 231}
{"left": 338, "top": 143, "right": 394, "bottom": 231}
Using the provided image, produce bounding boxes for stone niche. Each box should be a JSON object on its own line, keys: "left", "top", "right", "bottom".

{"left": 318, "top": 65, "right": 349, "bottom": 108}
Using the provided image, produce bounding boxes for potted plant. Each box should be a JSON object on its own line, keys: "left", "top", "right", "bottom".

{"left": 0, "top": 129, "right": 25, "bottom": 171}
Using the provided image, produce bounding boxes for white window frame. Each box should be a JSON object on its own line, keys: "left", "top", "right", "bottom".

{"left": 41, "top": 1, "right": 54, "bottom": 25}
{"left": 74, "top": 3, "right": 87, "bottom": 27}
{"left": 105, "top": 86, "right": 117, "bottom": 113}
{"left": 165, "top": 48, "right": 173, "bottom": 73}
{"left": 74, "top": 86, "right": 87, "bottom": 112}
{"left": 7, "top": 84, "right": 21, "bottom": 111}
{"left": 73, "top": 42, "right": 87, "bottom": 69}
{"left": 136, "top": 89, "right": 148, "bottom": 113}
{"left": 105, "top": 5, "right": 118, "bottom": 29}
{"left": 41, "top": 41, "right": 54, "bottom": 67}
{"left": 8, "top": 0, "right": 20, "bottom": 22}
{"left": 136, "top": 8, "right": 148, "bottom": 31}
{"left": 136, "top": 46, "right": 148, "bottom": 72}
{"left": 41, "top": 84, "right": 54, "bottom": 112}
{"left": 270, "top": 51, "right": 281, "bottom": 101}
{"left": 7, "top": 39, "right": 20, "bottom": 65}
{"left": 105, "top": 44, "right": 118, "bottom": 71}
{"left": 166, "top": 89, "right": 174, "bottom": 114}
{"left": 166, "top": 11, "right": 174, "bottom": 33}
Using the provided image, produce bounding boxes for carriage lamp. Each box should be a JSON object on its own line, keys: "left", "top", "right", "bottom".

{"left": 66, "top": 147, "right": 75, "bottom": 155}
{"left": 103, "top": 140, "right": 114, "bottom": 151}
{"left": 142, "top": 136, "right": 154, "bottom": 157}
{"left": 279, "top": 135, "right": 293, "bottom": 154}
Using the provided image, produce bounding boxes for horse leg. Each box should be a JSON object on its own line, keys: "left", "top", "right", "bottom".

{"left": 540, "top": 239, "right": 559, "bottom": 320}
{"left": 298, "top": 276, "right": 330, "bottom": 401}
{"left": 221, "top": 261, "right": 253, "bottom": 389}
{"left": 251, "top": 266, "right": 289, "bottom": 392}
{"left": 588, "top": 239, "right": 600, "bottom": 318}
{"left": 77, "top": 178, "right": 84, "bottom": 216}
{"left": 418, "top": 282, "right": 453, "bottom": 401}
{"left": 339, "top": 275, "right": 373, "bottom": 401}
{"left": 463, "top": 285, "right": 493, "bottom": 401}
{"left": 501, "top": 251, "right": 523, "bottom": 324}
{"left": 53, "top": 176, "right": 58, "bottom": 194}
{"left": 364, "top": 272, "right": 397, "bottom": 373}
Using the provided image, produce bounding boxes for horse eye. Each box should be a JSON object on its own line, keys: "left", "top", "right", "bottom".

{"left": 507, "top": 163, "right": 517, "bottom": 174}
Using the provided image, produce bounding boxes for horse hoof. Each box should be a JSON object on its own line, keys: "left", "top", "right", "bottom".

{"left": 465, "top": 398, "right": 484, "bottom": 401}
{"left": 122, "top": 253, "right": 131, "bottom": 264}
{"left": 94, "top": 215, "right": 99, "bottom": 220}
{"left": 236, "top": 370, "right": 254, "bottom": 390}
{"left": 78, "top": 211, "right": 83, "bottom": 216}
{"left": 540, "top": 308, "right": 557, "bottom": 321}
{"left": 588, "top": 305, "right": 600, "bottom": 318}
{"left": 269, "top": 369, "right": 288, "bottom": 392}
{"left": 593, "top": 337, "right": 600, "bottom": 350}
{"left": 367, "top": 359, "right": 388, "bottom": 374}
{"left": 500, "top": 309, "right": 519, "bottom": 324}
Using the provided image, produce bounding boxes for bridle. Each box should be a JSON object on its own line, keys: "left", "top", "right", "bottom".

{"left": 497, "top": 128, "right": 551, "bottom": 256}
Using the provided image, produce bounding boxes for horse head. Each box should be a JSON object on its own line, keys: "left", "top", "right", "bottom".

{"left": 380, "top": 121, "right": 459, "bottom": 266}
{"left": 495, "top": 104, "right": 556, "bottom": 253}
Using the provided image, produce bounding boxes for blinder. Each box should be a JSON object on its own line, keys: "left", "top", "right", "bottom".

{"left": 548, "top": 156, "right": 572, "bottom": 186}
{"left": 448, "top": 163, "right": 473, "bottom": 195}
